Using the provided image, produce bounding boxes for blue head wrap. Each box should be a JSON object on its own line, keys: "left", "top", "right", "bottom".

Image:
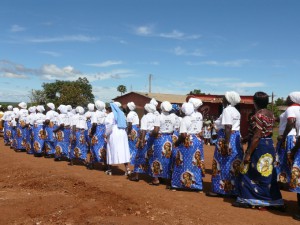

{"left": 170, "top": 104, "right": 180, "bottom": 114}
{"left": 110, "top": 102, "right": 127, "bottom": 129}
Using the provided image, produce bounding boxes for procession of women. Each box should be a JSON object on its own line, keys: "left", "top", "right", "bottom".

{"left": 1, "top": 90, "right": 300, "bottom": 221}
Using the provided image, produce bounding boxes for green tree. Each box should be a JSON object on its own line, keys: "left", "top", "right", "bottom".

{"left": 35, "top": 77, "right": 94, "bottom": 107}
{"left": 117, "top": 85, "right": 127, "bottom": 96}
{"left": 29, "top": 89, "right": 46, "bottom": 105}
{"left": 189, "top": 89, "right": 203, "bottom": 95}
{"left": 275, "top": 97, "right": 286, "bottom": 106}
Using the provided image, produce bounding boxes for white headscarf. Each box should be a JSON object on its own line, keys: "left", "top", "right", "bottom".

{"left": 127, "top": 102, "right": 136, "bottom": 111}
{"left": 77, "top": 106, "right": 85, "bottom": 115}
{"left": 67, "top": 105, "right": 72, "bottom": 112}
{"left": 18, "top": 102, "right": 27, "bottom": 109}
{"left": 47, "top": 103, "right": 55, "bottom": 110}
{"left": 188, "top": 97, "right": 203, "bottom": 109}
{"left": 58, "top": 105, "right": 67, "bottom": 114}
{"left": 225, "top": 91, "right": 241, "bottom": 106}
{"left": 95, "top": 100, "right": 105, "bottom": 111}
{"left": 13, "top": 107, "right": 19, "bottom": 114}
{"left": 87, "top": 103, "right": 95, "bottom": 112}
{"left": 150, "top": 98, "right": 158, "bottom": 107}
{"left": 144, "top": 103, "right": 156, "bottom": 113}
{"left": 114, "top": 101, "right": 122, "bottom": 108}
{"left": 28, "top": 106, "right": 36, "bottom": 113}
{"left": 36, "top": 105, "right": 45, "bottom": 113}
{"left": 289, "top": 92, "right": 300, "bottom": 104}
{"left": 7, "top": 105, "right": 13, "bottom": 111}
{"left": 181, "top": 102, "right": 194, "bottom": 116}
{"left": 160, "top": 101, "right": 172, "bottom": 112}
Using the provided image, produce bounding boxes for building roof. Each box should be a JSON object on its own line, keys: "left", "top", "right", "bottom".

{"left": 188, "top": 94, "right": 254, "bottom": 104}
{"left": 133, "top": 92, "right": 187, "bottom": 104}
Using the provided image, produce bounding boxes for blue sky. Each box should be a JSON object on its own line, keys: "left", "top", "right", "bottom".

{"left": 0, "top": 0, "right": 299, "bottom": 103}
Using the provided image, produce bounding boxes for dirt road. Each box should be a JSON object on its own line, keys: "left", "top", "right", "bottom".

{"left": 0, "top": 136, "right": 299, "bottom": 225}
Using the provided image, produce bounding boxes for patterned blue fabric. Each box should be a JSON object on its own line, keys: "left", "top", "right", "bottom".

{"left": 149, "top": 133, "right": 173, "bottom": 179}
{"left": 90, "top": 124, "right": 106, "bottom": 163}
{"left": 128, "top": 125, "right": 140, "bottom": 165}
{"left": 69, "top": 129, "right": 88, "bottom": 161}
{"left": 133, "top": 133, "right": 154, "bottom": 174}
{"left": 290, "top": 147, "right": 300, "bottom": 193}
{"left": 211, "top": 129, "right": 243, "bottom": 196}
{"left": 237, "top": 138, "right": 284, "bottom": 206}
{"left": 11, "top": 126, "right": 17, "bottom": 149}
{"left": 55, "top": 127, "right": 71, "bottom": 159}
{"left": 3, "top": 121, "right": 11, "bottom": 144}
{"left": 25, "top": 126, "right": 34, "bottom": 154}
{"left": 15, "top": 123, "right": 27, "bottom": 150}
{"left": 86, "top": 119, "right": 92, "bottom": 146}
{"left": 171, "top": 134, "right": 205, "bottom": 190}
{"left": 275, "top": 136, "right": 294, "bottom": 184}
{"left": 33, "top": 125, "right": 46, "bottom": 154}
{"left": 44, "top": 124, "right": 57, "bottom": 156}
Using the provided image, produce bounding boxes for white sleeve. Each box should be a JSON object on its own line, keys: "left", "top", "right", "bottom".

{"left": 179, "top": 117, "right": 190, "bottom": 134}
{"left": 221, "top": 108, "right": 233, "bottom": 125}
{"left": 105, "top": 113, "right": 114, "bottom": 136}
{"left": 140, "top": 116, "right": 147, "bottom": 130}
{"left": 286, "top": 107, "right": 296, "bottom": 118}
{"left": 154, "top": 115, "right": 161, "bottom": 127}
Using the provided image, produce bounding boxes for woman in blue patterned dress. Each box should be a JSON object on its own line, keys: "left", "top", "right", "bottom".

{"left": 233, "top": 91, "right": 284, "bottom": 210}
{"left": 275, "top": 111, "right": 296, "bottom": 188}
{"left": 85, "top": 103, "right": 95, "bottom": 154}
{"left": 10, "top": 108, "right": 19, "bottom": 149}
{"left": 89, "top": 100, "right": 107, "bottom": 168}
{"left": 171, "top": 102, "right": 205, "bottom": 191}
{"left": 54, "top": 105, "right": 71, "bottom": 161}
{"left": 25, "top": 106, "right": 36, "bottom": 154}
{"left": 2, "top": 105, "right": 14, "bottom": 145}
{"left": 69, "top": 106, "right": 89, "bottom": 165}
{"left": 129, "top": 103, "right": 156, "bottom": 182}
{"left": 206, "top": 91, "right": 243, "bottom": 197}
{"left": 149, "top": 101, "right": 175, "bottom": 185}
{"left": 44, "top": 103, "right": 59, "bottom": 157}
{"left": 32, "top": 105, "right": 46, "bottom": 156}
{"left": 279, "top": 92, "right": 300, "bottom": 220}
{"left": 126, "top": 102, "right": 140, "bottom": 166}
{"left": 15, "top": 102, "right": 29, "bottom": 151}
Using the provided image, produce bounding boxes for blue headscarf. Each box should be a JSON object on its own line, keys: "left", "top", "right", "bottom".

{"left": 110, "top": 102, "right": 127, "bottom": 129}
{"left": 170, "top": 104, "right": 180, "bottom": 114}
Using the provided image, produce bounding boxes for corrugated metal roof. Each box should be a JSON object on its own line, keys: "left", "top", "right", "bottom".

{"left": 135, "top": 92, "right": 187, "bottom": 104}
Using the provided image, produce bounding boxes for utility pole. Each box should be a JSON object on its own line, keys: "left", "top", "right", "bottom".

{"left": 149, "top": 74, "right": 152, "bottom": 94}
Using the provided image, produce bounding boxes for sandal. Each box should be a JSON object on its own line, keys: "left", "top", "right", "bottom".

{"left": 105, "top": 170, "right": 112, "bottom": 176}
{"left": 232, "top": 202, "right": 250, "bottom": 208}
{"left": 206, "top": 192, "right": 221, "bottom": 197}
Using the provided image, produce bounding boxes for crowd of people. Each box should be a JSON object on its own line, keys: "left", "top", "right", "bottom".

{"left": 0, "top": 90, "right": 300, "bottom": 221}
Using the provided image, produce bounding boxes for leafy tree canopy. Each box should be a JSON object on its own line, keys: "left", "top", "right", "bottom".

{"left": 117, "top": 85, "right": 127, "bottom": 96}
{"left": 189, "top": 89, "right": 203, "bottom": 95}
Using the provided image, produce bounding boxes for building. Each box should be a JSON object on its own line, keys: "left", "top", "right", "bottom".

{"left": 113, "top": 92, "right": 254, "bottom": 137}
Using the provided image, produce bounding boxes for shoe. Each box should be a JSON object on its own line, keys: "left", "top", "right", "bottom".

{"left": 293, "top": 213, "right": 300, "bottom": 221}
{"left": 149, "top": 181, "right": 159, "bottom": 186}
{"left": 232, "top": 202, "right": 250, "bottom": 208}
{"left": 129, "top": 177, "right": 139, "bottom": 182}
{"left": 206, "top": 191, "right": 221, "bottom": 197}
{"left": 125, "top": 170, "right": 132, "bottom": 176}
{"left": 105, "top": 170, "right": 112, "bottom": 175}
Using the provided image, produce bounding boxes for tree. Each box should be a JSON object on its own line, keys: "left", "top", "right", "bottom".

{"left": 29, "top": 89, "right": 46, "bottom": 105}
{"left": 117, "top": 85, "right": 127, "bottom": 96}
{"left": 189, "top": 89, "right": 203, "bottom": 95}
{"left": 32, "top": 77, "right": 94, "bottom": 107}
{"left": 275, "top": 97, "right": 286, "bottom": 106}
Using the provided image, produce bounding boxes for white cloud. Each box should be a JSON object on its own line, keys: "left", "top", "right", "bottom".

{"left": 1, "top": 72, "right": 28, "bottom": 79}
{"left": 160, "top": 30, "right": 201, "bottom": 40}
{"left": 85, "top": 60, "right": 123, "bottom": 67}
{"left": 27, "top": 35, "right": 99, "bottom": 43}
{"left": 39, "top": 51, "right": 61, "bottom": 57}
{"left": 134, "top": 25, "right": 154, "bottom": 36}
{"left": 10, "top": 24, "right": 26, "bottom": 32}
{"left": 199, "top": 59, "right": 250, "bottom": 67}
{"left": 172, "top": 46, "right": 204, "bottom": 57}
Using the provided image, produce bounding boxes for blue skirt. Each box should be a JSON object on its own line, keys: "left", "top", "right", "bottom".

{"left": 44, "top": 123, "right": 57, "bottom": 155}
{"left": 15, "top": 123, "right": 27, "bottom": 150}
{"left": 69, "top": 129, "right": 88, "bottom": 161}
{"left": 33, "top": 125, "right": 46, "bottom": 154}
{"left": 55, "top": 127, "right": 71, "bottom": 159}
{"left": 128, "top": 125, "right": 140, "bottom": 165}
{"left": 133, "top": 132, "right": 154, "bottom": 174}
{"left": 90, "top": 124, "right": 106, "bottom": 163}
{"left": 3, "top": 121, "right": 12, "bottom": 144}
{"left": 25, "top": 127, "right": 34, "bottom": 154}
{"left": 149, "top": 133, "right": 173, "bottom": 179}
{"left": 211, "top": 129, "right": 243, "bottom": 196}
{"left": 237, "top": 138, "right": 284, "bottom": 206}
{"left": 275, "top": 135, "right": 294, "bottom": 184}
{"left": 290, "top": 147, "right": 300, "bottom": 193}
{"left": 171, "top": 134, "right": 205, "bottom": 190}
